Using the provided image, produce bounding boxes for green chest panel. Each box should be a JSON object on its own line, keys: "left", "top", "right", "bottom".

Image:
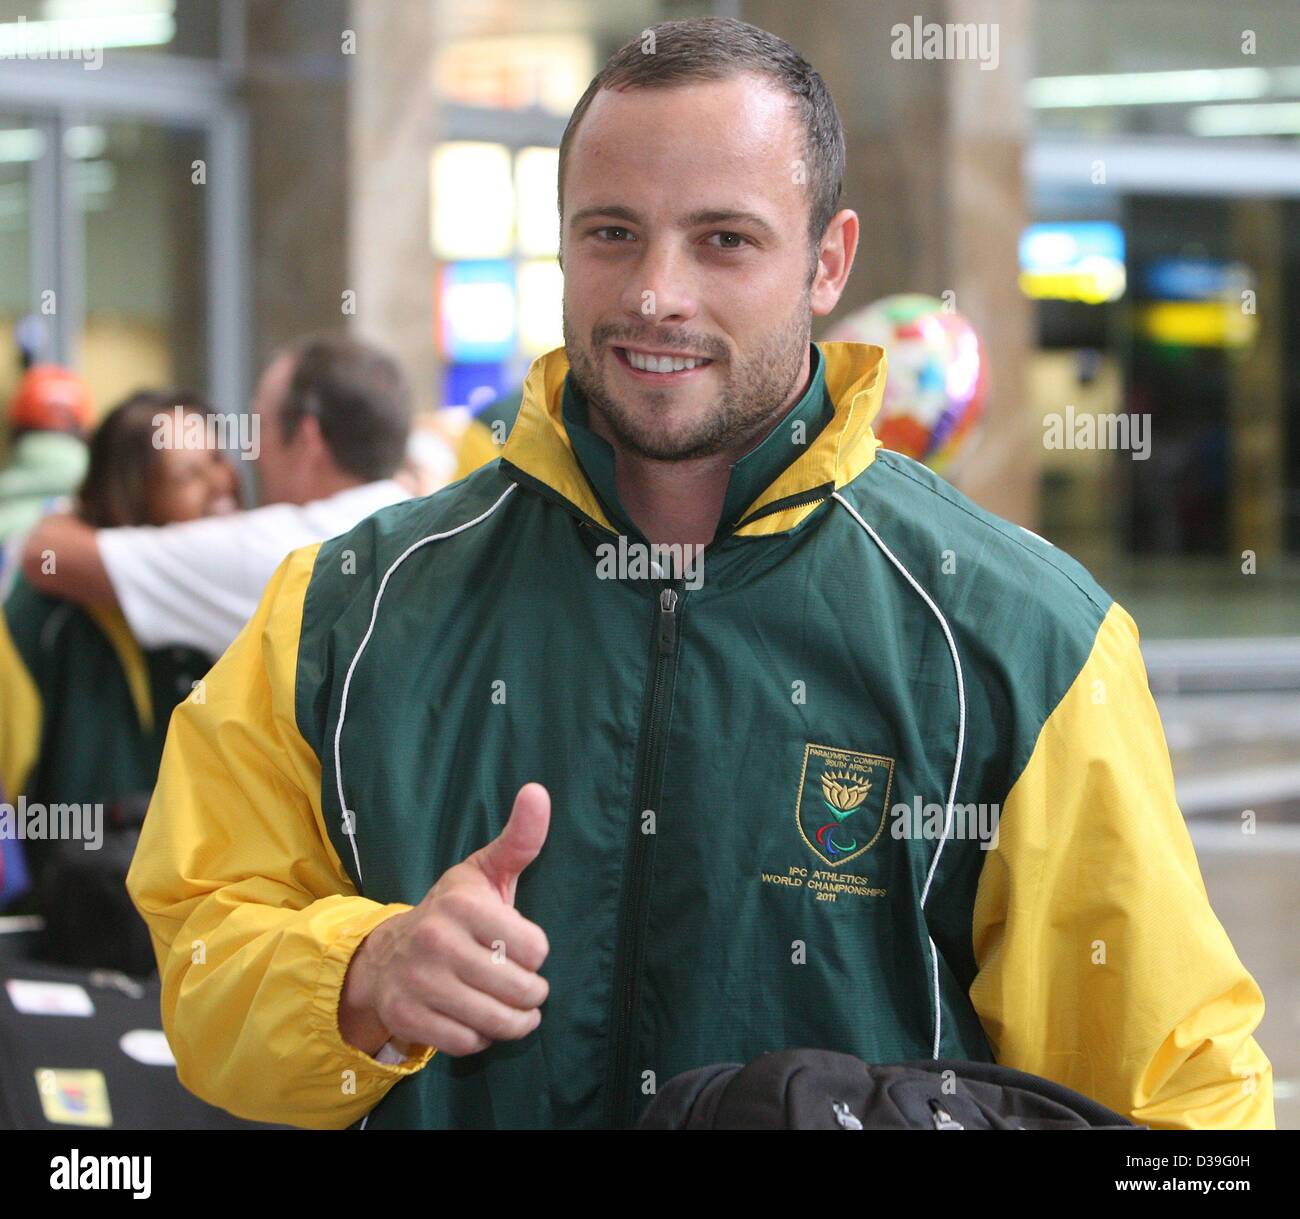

{"left": 296, "top": 456, "right": 1107, "bottom": 1130}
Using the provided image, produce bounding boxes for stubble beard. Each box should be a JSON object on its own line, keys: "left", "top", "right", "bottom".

{"left": 563, "top": 294, "right": 812, "bottom": 464}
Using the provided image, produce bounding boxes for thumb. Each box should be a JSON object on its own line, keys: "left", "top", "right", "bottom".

{"left": 474, "top": 783, "right": 551, "bottom": 905}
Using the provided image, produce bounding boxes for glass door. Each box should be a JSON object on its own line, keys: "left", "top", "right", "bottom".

{"left": 0, "top": 112, "right": 37, "bottom": 426}
{"left": 74, "top": 116, "right": 209, "bottom": 411}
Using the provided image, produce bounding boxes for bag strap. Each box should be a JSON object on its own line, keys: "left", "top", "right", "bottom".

{"left": 897, "top": 1058, "right": 1140, "bottom": 1127}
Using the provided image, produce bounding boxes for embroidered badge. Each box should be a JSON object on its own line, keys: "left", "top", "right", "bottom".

{"left": 795, "top": 743, "right": 894, "bottom": 867}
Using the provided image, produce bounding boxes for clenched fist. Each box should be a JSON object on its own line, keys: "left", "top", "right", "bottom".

{"left": 339, "top": 783, "right": 551, "bottom": 1058}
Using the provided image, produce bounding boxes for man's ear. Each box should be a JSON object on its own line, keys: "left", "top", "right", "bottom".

{"left": 810, "top": 209, "right": 859, "bottom": 317}
{"left": 293, "top": 412, "right": 328, "bottom": 459}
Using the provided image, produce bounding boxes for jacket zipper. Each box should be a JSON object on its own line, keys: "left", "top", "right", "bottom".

{"left": 605, "top": 579, "right": 682, "bottom": 1127}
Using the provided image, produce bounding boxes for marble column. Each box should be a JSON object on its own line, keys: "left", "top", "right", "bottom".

{"left": 1228, "top": 199, "right": 1284, "bottom": 560}
{"left": 245, "top": 0, "right": 351, "bottom": 373}
{"left": 345, "top": 0, "right": 440, "bottom": 415}
{"left": 743, "top": 0, "right": 1037, "bottom": 525}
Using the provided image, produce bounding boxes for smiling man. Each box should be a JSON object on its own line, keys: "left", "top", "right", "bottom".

{"left": 560, "top": 67, "right": 842, "bottom": 552}
{"left": 128, "top": 17, "right": 1272, "bottom": 1130}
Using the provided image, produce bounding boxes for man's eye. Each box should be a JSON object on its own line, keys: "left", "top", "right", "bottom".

{"left": 708, "top": 232, "right": 750, "bottom": 250}
{"left": 594, "top": 226, "right": 633, "bottom": 242}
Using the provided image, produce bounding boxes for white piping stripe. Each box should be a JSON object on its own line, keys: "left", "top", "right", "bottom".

{"left": 832, "top": 491, "right": 969, "bottom": 1061}
{"left": 332, "top": 484, "right": 518, "bottom": 890}
{"left": 928, "top": 937, "right": 942, "bottom": 1059}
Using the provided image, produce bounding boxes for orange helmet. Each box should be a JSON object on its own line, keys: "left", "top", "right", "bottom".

{"left": 10, "top": 365, "right": 93, "bottom": 433}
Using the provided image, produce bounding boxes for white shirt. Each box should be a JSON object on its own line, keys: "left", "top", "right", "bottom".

{"left": 97, "top": 480, "right": 409, "bottom": 657}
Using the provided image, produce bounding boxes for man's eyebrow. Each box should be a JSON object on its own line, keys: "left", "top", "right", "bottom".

{"left": 680, "top": 209, "right": 779, "bottom": 240}
{"left": 568, "top": 205, "right": 644, "bottom": 227}
{"left": 568, "top": 204, "right": 779, "bottom": 240}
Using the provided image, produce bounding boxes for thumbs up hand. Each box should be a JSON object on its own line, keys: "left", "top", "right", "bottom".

{"left": 465, "top": 781, "right": 551, "bottom": 907}
{"left": 339, "top": 784, "right": 552, "bottom": 1058}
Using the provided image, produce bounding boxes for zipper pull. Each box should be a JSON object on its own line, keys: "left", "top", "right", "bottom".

{"left": 831, "top": 1101, "right": 863, "bottom": 1130}
{"left": 929, "top": 1098, "right": 965, "bottom": 1130}
{"left": 657, "top": 587, "right": 678, "bottom": 654}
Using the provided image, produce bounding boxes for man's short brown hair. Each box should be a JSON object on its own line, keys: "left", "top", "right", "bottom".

{"left": 279, "top": 335, "right": 412, "bottom": 482}
{"left": 558, "top": 16, "right": 845, "bottom": 279}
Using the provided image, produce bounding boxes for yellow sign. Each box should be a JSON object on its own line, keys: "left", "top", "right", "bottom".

{"left": 35, "top": 1068, "right": 112, "bottom": 1127}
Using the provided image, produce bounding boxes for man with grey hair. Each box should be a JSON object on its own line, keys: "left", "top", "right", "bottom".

{"left": 129, "top": 17, "right": 1271, "bottom": 1131}
{"left": 20, "top": 335, "right": 415, "bottom": 658}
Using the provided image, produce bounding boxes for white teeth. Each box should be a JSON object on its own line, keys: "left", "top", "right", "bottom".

{"left": 625, "top": 349, "right": 708, "bottom": 373}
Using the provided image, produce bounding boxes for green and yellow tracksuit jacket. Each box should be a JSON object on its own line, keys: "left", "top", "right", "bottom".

{"left": 127, "top": 341, "right": 1273, "bottom": 1130}
{"left": 0, "top": 577, "right": 211, "bottom": 896}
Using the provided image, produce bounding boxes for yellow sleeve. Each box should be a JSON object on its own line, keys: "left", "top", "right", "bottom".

{"left": 126, "top": 544, "right": 435, "bottom": 1129}
{"left": 969, "top": 601, "right": 1274, "bottom": 1129}
{"left": 0, "top": 607, "right": 42, "bottom": 799}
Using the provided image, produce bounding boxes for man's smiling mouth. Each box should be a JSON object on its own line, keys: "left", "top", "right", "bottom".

{"left": 612, "top": 346, "right": 715, "bottom": 375}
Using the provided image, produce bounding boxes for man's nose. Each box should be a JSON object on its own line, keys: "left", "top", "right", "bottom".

{"left": 210, "top": 461, "right": 235, "bottom": 497}
{"left": 620, "top": 239, "right": 697, "bottom": 324}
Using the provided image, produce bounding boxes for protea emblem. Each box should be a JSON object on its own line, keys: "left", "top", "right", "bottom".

{"left": 817, "top": 770, "right": 871, "bottom": 858}
{"left": 796, "top": 745, "right": 894, "bottom": 867}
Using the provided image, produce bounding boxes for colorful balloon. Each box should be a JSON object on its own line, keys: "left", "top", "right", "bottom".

{"left": 825, "top": 294, "right": 987, "bottom": 473}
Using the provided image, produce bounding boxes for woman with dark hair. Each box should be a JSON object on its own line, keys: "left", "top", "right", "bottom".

{"left": 77, "top": 389, "right": 239, "bottom": 529}
{"left": 0, "top": 390, "right": 239, "bottom": 942}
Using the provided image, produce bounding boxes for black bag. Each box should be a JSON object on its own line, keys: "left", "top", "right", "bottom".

{"left": 638, "top": 1049, "right": 1143, "bottom": 1130}
{"left": 0, "top": 960, "right": 270, "bottom": 1129}
{"left": 36, "top": 793, "right": 156, "bottom": 978}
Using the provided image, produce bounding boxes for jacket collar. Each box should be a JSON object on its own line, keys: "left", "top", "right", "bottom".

{"left": 500, "top": 340, "right": 887, "bottom": 540}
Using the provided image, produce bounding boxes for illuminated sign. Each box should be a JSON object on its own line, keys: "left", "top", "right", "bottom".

{"left": 1019, "top": 222, "right": 1126, "bottom": 303}
{"left": 437, "top": 260, "right": 516, "bottom": 361}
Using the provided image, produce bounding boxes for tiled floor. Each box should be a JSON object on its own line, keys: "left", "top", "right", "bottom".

{"left": 1158, "top": 679, "right": 1300, "bottom": 1130}
{"left": 1195, "top": 830, "right": 1299, "bottom": 1130}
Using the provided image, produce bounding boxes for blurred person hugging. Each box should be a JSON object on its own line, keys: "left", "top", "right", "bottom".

{"left": 0, "top": 389, "right": 239, "bottom": 961}
{"left": 19, "top": 336, "right": 419, "bottom": 660}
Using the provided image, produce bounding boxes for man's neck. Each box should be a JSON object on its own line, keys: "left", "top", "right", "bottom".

{"left": 298, "top": 466, "right": 367, "bottom": 505}
{"left": 588, "top": 346, "right": 813, "bottom": 548}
